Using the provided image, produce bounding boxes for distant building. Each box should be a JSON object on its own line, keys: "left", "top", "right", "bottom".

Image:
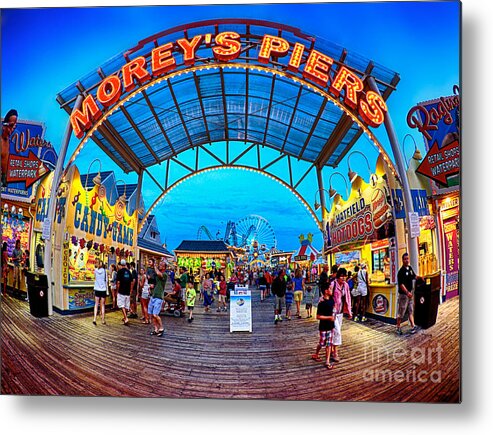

{"left": 138, "top": 215, "right": 174, "bottom": 266}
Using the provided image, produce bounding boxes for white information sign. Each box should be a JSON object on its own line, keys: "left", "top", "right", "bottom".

{"left": 408, "top": 212, "right": 421, "bottom": 238}
{"left": 42, "top": 218, "right": 52, "bottom": 240}
{"left": 230, "top": 285, "right": 252, "bottom": 333}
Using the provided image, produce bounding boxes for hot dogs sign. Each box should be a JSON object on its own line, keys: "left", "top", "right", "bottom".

{"left": 326, "top": 176, "right": 395, "bottom": 249}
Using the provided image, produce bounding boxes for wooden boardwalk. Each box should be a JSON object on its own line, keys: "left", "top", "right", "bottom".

{"left": 1, "top": 290, "right": 460, "bottom": 402}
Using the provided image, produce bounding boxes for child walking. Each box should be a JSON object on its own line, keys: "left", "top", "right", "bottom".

{"left": 311, "top": 285, "right": 336, "bottom": 369}
{"left": 186, "top": 282, "right": 196, "bottom": 323}
{"left": 304, "top": 285, "right": 314, "bottom": 318}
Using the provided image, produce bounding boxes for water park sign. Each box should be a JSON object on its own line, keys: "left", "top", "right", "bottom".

{"left": 70, "top": 32, "right": 388, "bottom": 138}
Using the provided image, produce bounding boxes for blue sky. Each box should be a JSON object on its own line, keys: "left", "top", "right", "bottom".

{"left": 1, "top": 1, "right": 460, "bottom": 252}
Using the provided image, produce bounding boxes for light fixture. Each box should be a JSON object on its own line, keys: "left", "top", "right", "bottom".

{"left": 84, "top": 158, "right": 102, "bottom": 191}
{"left": 402, "top": 134, "right": 418, "bottom": 169}
{"left": 347, "top": 150, "right": 372, "bottom": 184}
{"left": 328, "top": 172, "right": 349, "bottom": 199}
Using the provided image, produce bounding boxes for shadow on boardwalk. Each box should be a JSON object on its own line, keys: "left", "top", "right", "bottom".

{"left": 1, "top": 290, "right": 460, "bottom": 402}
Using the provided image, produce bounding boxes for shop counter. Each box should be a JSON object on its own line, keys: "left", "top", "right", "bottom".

{"left": 5, "top": 262, "right": 28, "bottom": 297}
{"left": 366, "top": 283, "right": 398, "bottom": 324}
{"left": 54, "top": 283, "right": 113, "bottom": 314}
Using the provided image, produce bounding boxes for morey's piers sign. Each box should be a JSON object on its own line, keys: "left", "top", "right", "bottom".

{"left": 70, "top": 32, "right": 389, "bottom": 139}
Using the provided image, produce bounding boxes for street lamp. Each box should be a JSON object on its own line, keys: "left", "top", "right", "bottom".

{"left": 328, "top": 171, "right": 349, "bottom": 199}
{"left": 83, "top": 158, "right": 102, "bottom": 191}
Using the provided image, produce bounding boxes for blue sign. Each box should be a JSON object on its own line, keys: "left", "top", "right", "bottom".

{"left": 1, "top": 120, "right": 57, "bottom": 200}
{"left": 392, "top": 189, "right": 429, "bottom": 218}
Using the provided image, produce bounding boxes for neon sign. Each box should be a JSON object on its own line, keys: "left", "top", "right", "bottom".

{"left": 71, "top": 33, "right": 388, "bottom": 138}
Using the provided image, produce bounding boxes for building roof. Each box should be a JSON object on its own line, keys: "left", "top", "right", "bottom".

{"left": 174, "top": 240, "right": 231, "bottom": 253}
{"left": 137, "top": 237, "right": 174, "bottom": 257}
{"left": 79, "top": 171, "right": 114, "bottom": 190}
{"left": 116, "top": 183, "right": 138, "bottom": 199}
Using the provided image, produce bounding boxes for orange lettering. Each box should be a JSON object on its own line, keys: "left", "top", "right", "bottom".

{"left": 70, "top": 94, "right": 102, "bottom": 139}
{"left": 96, "top": 75, "right": 122, "bottom": 108}
{"left": 121, "top": 56, "right": 151, "bottom": 93}
{"left": 258, "top": 35, "right": 289, "bottom": 64}
{"left": 212, "top": 31, "right": 241, "bottom": 61}
{"left": 151, "top": 43, "right": 176, "bottom": 76}
{"left": 358, "top": 91, "right": 387, "bottom": 127}
{"left": 288, "top": 42, "right": 305, "bottom": 72}
{"left": 329, "top": 66, "right": 363, "bottom": 109}
{"left": 302, "top": 50, "right": 333, "bottom": 87}
{"left": 177, "top": 35, "right": 203, "bottom": 65}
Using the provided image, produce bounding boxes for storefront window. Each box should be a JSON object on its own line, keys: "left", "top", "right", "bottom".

{"left": 372, "top": 247, "right": 390, "bottom": 282}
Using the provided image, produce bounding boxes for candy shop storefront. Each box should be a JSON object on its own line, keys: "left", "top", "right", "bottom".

{"left": 34, "top": 166, "right": 138, "bottom": 313}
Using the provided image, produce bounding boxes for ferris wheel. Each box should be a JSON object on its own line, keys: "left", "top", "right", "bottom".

{"left": 235, "top": 214, "right": 277, "bottom": 251}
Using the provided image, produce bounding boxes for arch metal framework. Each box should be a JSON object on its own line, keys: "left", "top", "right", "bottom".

{"left": 55, "top": 18, "right": 409, "bottom": 245}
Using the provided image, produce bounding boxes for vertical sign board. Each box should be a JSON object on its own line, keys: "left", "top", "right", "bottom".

{"left": 230, "top": 285, "right": 252, "bottom": 333}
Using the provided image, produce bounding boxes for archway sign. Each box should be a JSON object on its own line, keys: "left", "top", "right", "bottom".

{"left": 55, "top": 19, "right": 404, "bottom": 228}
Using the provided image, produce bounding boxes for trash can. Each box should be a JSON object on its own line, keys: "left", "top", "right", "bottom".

{"left": 414, "top": 274, "right": 441, "bottom": 329}
{"left": 25, "top": 272, "right": 49, "bottom": 318}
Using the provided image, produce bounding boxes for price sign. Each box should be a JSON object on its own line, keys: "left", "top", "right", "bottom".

{"left": 230, "top": 285, "right": 252, "bottom": 333}
{"left": 42, "top": 218, "right": 52, "bottom": 240}
{"left": 408, "top": 212, "right": 420, "bottom": 238}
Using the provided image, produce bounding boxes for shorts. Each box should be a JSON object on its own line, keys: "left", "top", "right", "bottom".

{"left": 286, "top": 303, "right": 292, "bottom": 311}
{"left": 318, "top": 330, "right": 333, "bottom": 348}
{"left": 332, "top": 313, "right": 343, "bottom": 346}
{"left": 397, "top": 293, "right": 414, "bottom": 318}
{"left": 94, "top": 290, "right": 107, "bottom": 299}
{"left": 274, "top": 295, "right": 285, "bottom": 312}
{"left": 117, "top": 294, "right": 130, "bottom": 310}
{"left": 148, "top": 297, "right": 163, "bottom": 315}
{"left": 141, "top": 290, "right": 150, "bottom": 300}
{"left": 294, "top": 290, "right": 303, "bottom": 302}
{"left": 218, "top": 294, "right": 226, "bottom": 303}
{"left": 358, "top": 285, "right": 368, "bottom": 297}
{"left": 187, "top": 305, "right": 194, "bottom": 311}
{"left": 305, "top": 303, "right": 313, "bottom": 309}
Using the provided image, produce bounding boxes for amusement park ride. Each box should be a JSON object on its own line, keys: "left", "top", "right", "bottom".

{"left": 197, "top": 214, "right": 277, "bottom": 265}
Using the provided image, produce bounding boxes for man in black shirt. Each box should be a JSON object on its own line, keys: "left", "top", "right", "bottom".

{"left": 311, "top": 285, "right": 335, "bottom": 369}
{"left": 116, "top": 259, "right": 133, "bottom": 326}
{"left": 272, "top": 271, "right": 287, "bottom": 324}
{"left": 128, "top": 261, "right": 139, "bottom": 319}
{"left": 396, "top": 252, "right": 421, "bottom": 335}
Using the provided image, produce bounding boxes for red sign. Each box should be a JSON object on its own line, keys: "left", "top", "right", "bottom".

{"left": 70, "top": 33, "right": 388, "bottom": 139}
{"left": 6, "top": 150, "right": 49, "bottom": 188}
{"left": 416, "top": 140, "right": 460, "bottom": 186}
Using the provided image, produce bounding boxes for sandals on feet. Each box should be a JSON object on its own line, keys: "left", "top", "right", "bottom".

{"left": 324, "top": 363, "right": 334, "bottom": 370}
{"left": 311, "top": 354, "right": 322, "bottom": 362}
{"left": 156, "top": 329, "right": 164, "bottom": 337}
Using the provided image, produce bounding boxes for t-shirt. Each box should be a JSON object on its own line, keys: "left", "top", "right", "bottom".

{"left": 186, "top": 288, "right": 196, "bottom": 306}
{"left": 94, "top": 267, "right": 107, "bottom": 291}
{"left": 398, "top": 265, "right": 416, "bottom": 294}
{"left": 305, "top": 291, "right": 315, "bottom": 305}
{"left": 131, "top": 269, "right": 138, "bottom": 292}
{"left": 152, "top": 273, "right": 168, "bottom": 299}
{"left": 147, "top": 267, "right": 157, "bottom": 286}
{"left": 317, "top": 297, "right": 335, "bottom": 331}
{"left": 285, "top": 290, "right": 294, "bottom": 304}
{"left": 180, "top": 272, "right": 188, "bottom": 289}
{"left": 219, "top": 280, "right": 227, "bottom": 295}
{"left": 116, "top": 267, "right": 133, "bottom": 296}
{"left": 293, "top": 277, "right": 304, "bottom": 291}
{"left": 12, "top": 248, "right": 22, "bottom": 266}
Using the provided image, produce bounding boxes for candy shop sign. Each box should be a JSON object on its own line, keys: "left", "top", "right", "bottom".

{"left": 71, "top": 32, "right": 388, "bottom": 138}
